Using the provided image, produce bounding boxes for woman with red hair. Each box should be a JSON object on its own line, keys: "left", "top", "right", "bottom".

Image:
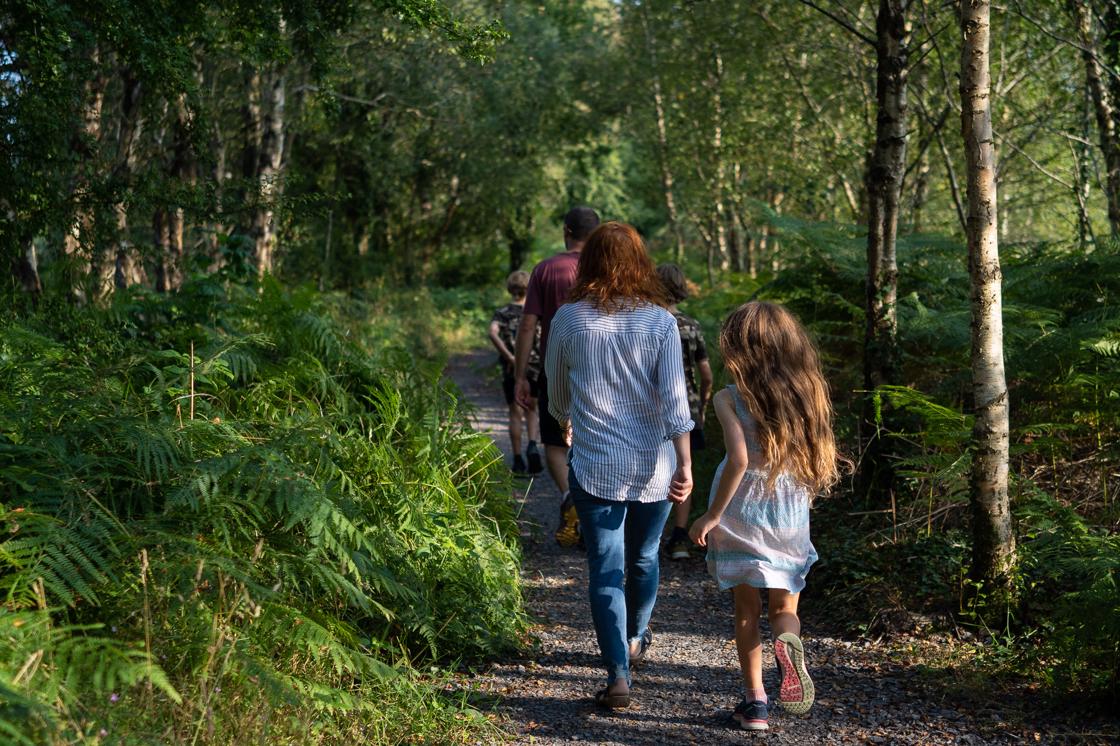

{"left": 545, "top": 221, "right": 694, "bottom": 708}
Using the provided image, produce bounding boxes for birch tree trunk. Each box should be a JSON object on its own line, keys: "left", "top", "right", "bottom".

{"left": 12, "top": 241, "right": 42, "bottom": 296}
{"left": 910, "top": 70, "right": 932, "bottom": 233}
{"left": 105, "top": 69, "right": 145, "bottom": 297}
{"left": 858, "top": 0, "right": 909, "bottom": 502}
{"left": 250, "top": 68, "right": 286, "bottom": 276}
{"left": 638, "top": 3, "right": 686, "bottom": 261}
{"left": 1072, "top": 0, "right": 1120, "bottom": 237}
{"left": 960, "top": 0, "right": 1016, "bottom": 598}
{"left": 241, "top": 68, "right": 263, "bottom": 197}
{"left": 1075, "top": 85, "right": 1097, "bottom": 250}
{"left": 156, "top": 93, "right": 195, "bottom": 292}
{"left": 235, "top": 66, "right": 262, "bottom": 262}
{"left": 63, "top": 46, "right": 107, "bottom": 300}
{"left": 710, "top": 46, "right": 730, "bottom": 272}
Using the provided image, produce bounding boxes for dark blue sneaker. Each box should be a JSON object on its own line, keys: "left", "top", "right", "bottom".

{"left": 732, "top": 699, "right": 768, "bottom": 731}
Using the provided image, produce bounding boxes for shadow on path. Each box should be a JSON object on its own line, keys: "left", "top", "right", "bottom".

{"left": 447, "top": 348, "right": 1117, "bottom": 745}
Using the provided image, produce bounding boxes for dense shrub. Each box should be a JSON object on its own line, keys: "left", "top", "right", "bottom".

{"left": 672, "top": 223, "right": 1119, "bottom": 698}
{"left": 0, "top": 278, "right": 525, "bottom": 743}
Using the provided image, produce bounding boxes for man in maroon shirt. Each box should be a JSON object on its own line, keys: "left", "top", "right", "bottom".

{"left": 514, "top": 206, "right": 600, "bottom": 546}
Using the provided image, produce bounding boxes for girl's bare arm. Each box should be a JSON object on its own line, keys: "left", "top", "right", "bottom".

{"left": 690, "top": 388, "right": 750, "bottom": 546}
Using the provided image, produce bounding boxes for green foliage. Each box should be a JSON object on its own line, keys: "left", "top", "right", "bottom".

{"left": 672, "top": 219, "right": 1120, "bottom": 698}
{"left": 1016, "top": 488, "right": 1120, "bottom": 695}
{"left": 0, "top": 278, "right": 525, "bottom": 742}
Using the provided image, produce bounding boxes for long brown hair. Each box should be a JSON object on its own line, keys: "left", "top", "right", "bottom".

{"left": 720, "top": 301, "right": 840, "bottom": 493}
{"left": 568, "top": 222, "right": 670, "bottom": 311}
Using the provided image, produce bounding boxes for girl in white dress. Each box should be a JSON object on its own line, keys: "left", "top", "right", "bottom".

{"left": 690, "top": 301, "right": 841, "bottom": 731}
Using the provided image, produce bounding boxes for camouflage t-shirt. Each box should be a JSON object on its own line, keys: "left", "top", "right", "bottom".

{"left": 672, "top": 311, "right": 709, "bottom": 421}
{"left": 492, "top": 302, "right": 541, "bottom": 380}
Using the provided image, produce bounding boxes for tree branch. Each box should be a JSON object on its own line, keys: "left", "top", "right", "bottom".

{"left": 995, "top": 130, "right": 1075, "bottom": 191}
{"left": 293, "top": 84, "right": 388, "bottom": 108}
{"left": 1008, "top": 0, "right": 1120, "bottom": 84}
{"left": 794, "top": 0, "right": 877, "bottom": 47}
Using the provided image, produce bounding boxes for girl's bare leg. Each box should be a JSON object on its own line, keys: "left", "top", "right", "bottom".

{"left": 769, "top": 587, "right": 813, "bottom": 713}
{"left": 732, "top": 585, "right": 764, "bottom": 691}
{"left": 767, "top": 588, "right": 800, "bottom": 639}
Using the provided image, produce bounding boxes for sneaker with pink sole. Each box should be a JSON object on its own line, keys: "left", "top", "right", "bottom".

{"left": 774, "top": 632, "right": 814, "bottom": 715}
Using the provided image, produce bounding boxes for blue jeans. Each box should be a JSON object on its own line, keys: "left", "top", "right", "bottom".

{"left": 569, "top": 469, "right": 672, "bottom": 686}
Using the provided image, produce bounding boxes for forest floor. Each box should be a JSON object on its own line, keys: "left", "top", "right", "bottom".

{"left": 447, "top": 349, "right": 1118, "bottom": 745}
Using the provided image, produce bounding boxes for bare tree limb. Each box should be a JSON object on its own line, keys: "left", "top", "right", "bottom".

{"left": 995, "top": 130, "right": 1076, "bottom": 190}
{"left": 293, "top": 84, "right": 388, "bottom": 108}
{"left": 905, "top": 104, "right": 951, "bottom": 179}
{"left": 1008, "top": 0, "right": 1120, "bottom": 83}
{"left": 794, "top": 0, "right": 877, "bottom": 47}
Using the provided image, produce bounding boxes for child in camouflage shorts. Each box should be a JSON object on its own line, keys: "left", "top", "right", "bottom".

{"left": 489, "top": 271, "right": 544, "bottom": 474}
{"left": 657, "top": 264, "right": 713, "bottom": 559}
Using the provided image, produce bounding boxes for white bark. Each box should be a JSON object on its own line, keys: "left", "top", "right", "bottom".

{"left": 63, "top": 45, "right": 106, "bottom": 300}
{"left": 960, "top": 0, "right": 1016, "bottom": 593}
{"left": 251, "top": 68, "right": 286, "bottom": 276}
{"left": 638, "top": 3, "right": 685, "bottom": 261}
{"left": 106, "top": 71, "right": 145, "bottom": 297}
{"left": 1072, "top": 0, "right": 1120, "bottom": 236}
{"left": 710, "top": 47, "right": 729, "bottom": 272}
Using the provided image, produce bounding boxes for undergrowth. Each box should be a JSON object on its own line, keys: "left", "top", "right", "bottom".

{"left": 0, "top": 277, "right": 525, "bottom": 743}
{"left": 677, "top": 224, "right": 1120, "bottom": 702}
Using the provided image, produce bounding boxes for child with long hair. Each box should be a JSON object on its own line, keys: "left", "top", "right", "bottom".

{"left": 689, "top": 301, "right": 840, "bottom": 731}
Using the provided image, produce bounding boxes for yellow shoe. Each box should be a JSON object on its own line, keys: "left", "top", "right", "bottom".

{"left": 555, "top": 497, "right": 580, "bottom": 548}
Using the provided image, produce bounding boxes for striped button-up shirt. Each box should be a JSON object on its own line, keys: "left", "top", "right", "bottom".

{"left": 545, "top": 300, "right": 694, "bottom": 503}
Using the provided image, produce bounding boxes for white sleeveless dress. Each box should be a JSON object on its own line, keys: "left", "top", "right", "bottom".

{"left": 705, "top": 386, "right": 818, "bottom": 593}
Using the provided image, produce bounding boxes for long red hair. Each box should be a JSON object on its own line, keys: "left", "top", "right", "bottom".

{"left": 568, "top": 222, "right": 670, "bottom": 311}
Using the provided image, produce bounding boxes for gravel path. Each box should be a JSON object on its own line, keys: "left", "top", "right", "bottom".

{"left": 447, "top": 349, "right": 1118, "bottom": 745}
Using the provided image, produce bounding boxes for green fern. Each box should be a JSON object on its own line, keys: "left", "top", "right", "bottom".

{"left": 0, "top": 280, "right": 527, "bottom": 742}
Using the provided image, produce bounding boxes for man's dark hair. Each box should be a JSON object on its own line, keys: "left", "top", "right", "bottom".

{"left": 563, "top": 206, "right": 600, "bottom": 242}
{"left": 657, "top": 263, "right": 691, "bottom": 304}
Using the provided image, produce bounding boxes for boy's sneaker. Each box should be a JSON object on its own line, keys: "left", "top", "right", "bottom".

{"left": 666, "top": 526, "right": 691, "bottom": 560}
{"left": 511, "top": 454, "right": 528, "bottom": 475}
{"left": 774, "top": 632, "right": 814, "bottom": 715}
{"left": 555, "top": 494, "right": 580, "bottom": 547}
{"left": 525, "top": 443, "right": 543, "bottom": 474}
{"left": 732, "top": 699, "right": 768, "bottom": 731}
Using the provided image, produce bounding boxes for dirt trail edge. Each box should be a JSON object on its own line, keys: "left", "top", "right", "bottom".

{"left": 447, "top": 349, "right": 1110, "bottom": 745}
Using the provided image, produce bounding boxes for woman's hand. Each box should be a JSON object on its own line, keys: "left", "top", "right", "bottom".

{"left": 667, "top": 463, "right": 693, "bottom": 504}
{"left": 689, "top": 511, "right": 721, "bottom": 547}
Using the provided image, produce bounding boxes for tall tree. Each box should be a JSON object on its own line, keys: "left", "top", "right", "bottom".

{"left": 62, "top": 45, "right": 108, "bottom": 299}
{"left": 250, "top": 65, "right": 287, "bottom": 276}
{"left": 1072, "top": 0, "right": 1120, "bottom": 237}
{"left": 959, "top": 0, "right": 1016, "bottom": 597}
{"left": 155, "top": 92, "right": 197, "bottom": 292}
{"left": 706, "top": 44, "right": 731, "bottom": 280}
{"left": 635, "top": 0, "right": 685, "bottom": 262}
{"left": 859, "top": 0, "right": 910, "bottom": 502}
{"left": 107, "top": 67, "right": 146, "bottom": 295}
